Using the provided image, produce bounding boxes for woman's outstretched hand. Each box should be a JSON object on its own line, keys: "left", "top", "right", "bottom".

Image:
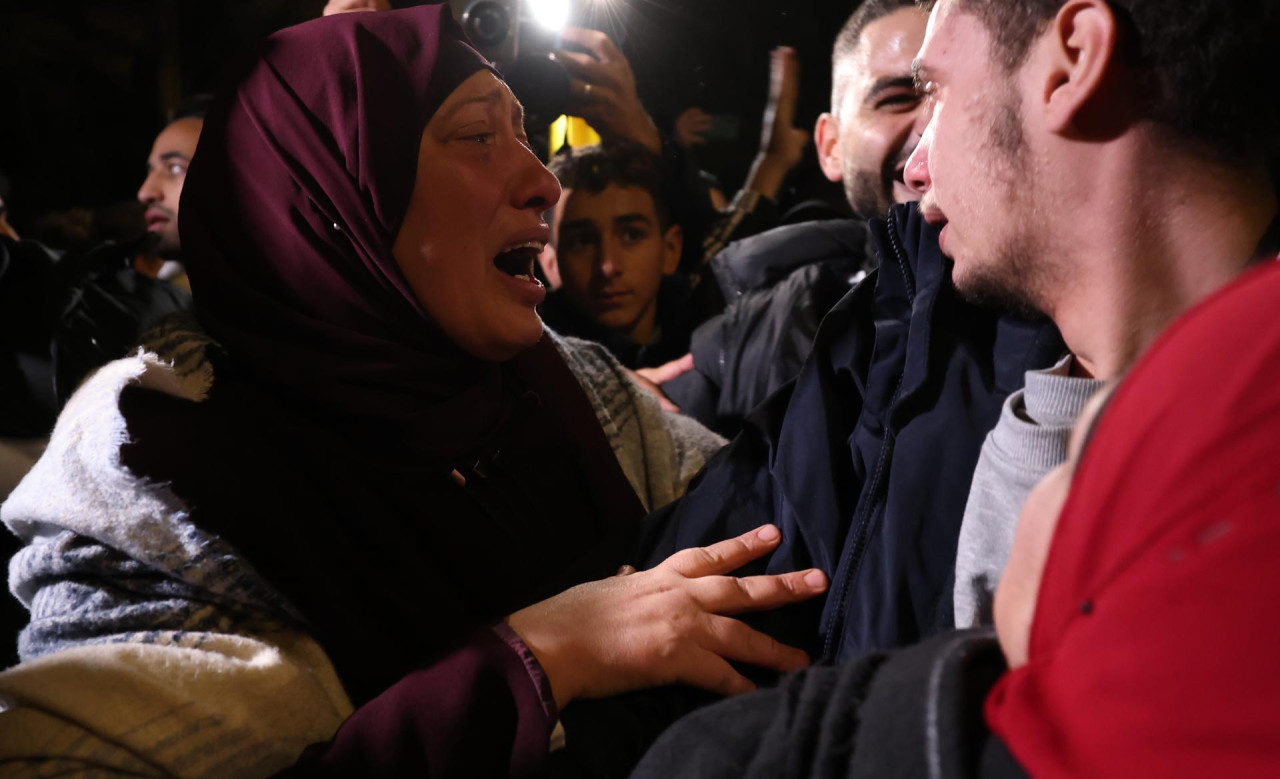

{"left": 508, "top": 525, "right": 827, "bottom": 710}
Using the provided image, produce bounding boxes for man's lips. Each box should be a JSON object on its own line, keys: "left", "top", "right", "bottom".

{"left": 145, "top": 210, "right": 173, "bottom": 230}
{"left": 593, "top": 289, "right": 633, "bottom": 307}
{"left": 919, "top": 205, "right": 947, "bottom": 227}
{"left": 915, "top": 201, "right": 951, "bottom": 252}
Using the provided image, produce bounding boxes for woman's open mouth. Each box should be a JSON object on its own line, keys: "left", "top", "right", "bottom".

{"left": 493, "top": 241, "right": 543, "bottom": 282}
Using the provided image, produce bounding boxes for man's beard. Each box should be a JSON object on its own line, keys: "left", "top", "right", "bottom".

{"left": 845, "top": 168, "right": 892, "bottom": 222}
{"left": 844, "top": 143, "right": 916, "bottom": 221}
{"left": 952, "top": 85, "right": 1052, "bottom": 325}
{"left": 953, "top": 246, "right": 1051, "bottom": 324}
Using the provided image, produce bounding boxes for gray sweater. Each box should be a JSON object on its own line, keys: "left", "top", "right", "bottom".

{"left": 952, "top": 355, "right": 1103, "bottom": 628}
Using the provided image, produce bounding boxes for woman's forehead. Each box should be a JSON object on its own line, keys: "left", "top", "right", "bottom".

{"left": 433, "top": 71, "right": 519, "bottom": 120}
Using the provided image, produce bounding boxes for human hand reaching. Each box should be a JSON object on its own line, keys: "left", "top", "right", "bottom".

{"left": 759, "top": 47, "right": 808, "bottom": 167}
{"left": 674, "top": 107, "right": 715, "bottom": 149}
{"left": 629, "top": 354, "right": 695, "bottom": 412}
{"left": 553, "top": 27, "right": 662, "bottom": 155}
{"left": 745, "top": 47, "right": 809, "bottom": 199}
{"left": 508, "top": 524, "right": 827, "bottom": 709}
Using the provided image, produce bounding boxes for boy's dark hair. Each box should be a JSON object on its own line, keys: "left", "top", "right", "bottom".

{"left": 548, "top": 142, "right": 672, "bottom": 228}
{"left": 954, "top": 0, "right": 1280, "bottom": 166}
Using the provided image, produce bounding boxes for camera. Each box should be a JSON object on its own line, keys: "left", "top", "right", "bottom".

{"left": 448, "top": 0, "right": 521, "bottom": 64}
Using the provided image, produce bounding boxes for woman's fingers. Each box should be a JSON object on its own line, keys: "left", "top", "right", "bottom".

{"left": 673, "top": 648, "right": 758, "bottom": 698}
{"left": 700, "top": 614, "right": 811, "bottom": 674}
{"left": 671, "top": 618, "right": 810, "bottom": 698}
{"left": 690, "top": 567, "right": 829, "bottom": 615}
{"left": 661, "top": 525, "right": 784, "bottom": 578}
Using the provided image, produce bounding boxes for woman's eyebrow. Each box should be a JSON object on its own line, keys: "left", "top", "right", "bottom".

{"left": 435, "top": 87, "right": 505, "bottom": 126}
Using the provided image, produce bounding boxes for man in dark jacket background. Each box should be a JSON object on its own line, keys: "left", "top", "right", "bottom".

{"left": 664, "top": 0, "right": 932, "bottom": 435}
{"left": 549, "top": 2, "right": 1073, "bottom": 770}
{"left": 629, "top": 0, "right": 1280, "bottom": 774}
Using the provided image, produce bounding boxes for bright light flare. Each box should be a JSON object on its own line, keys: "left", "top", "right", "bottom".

{"left": 528, "top": 0, "right": 571, "bottom": 30}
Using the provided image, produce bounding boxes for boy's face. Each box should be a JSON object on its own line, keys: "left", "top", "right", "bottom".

{"left": 552, "top": 184, "right": 682, "bottom": 345}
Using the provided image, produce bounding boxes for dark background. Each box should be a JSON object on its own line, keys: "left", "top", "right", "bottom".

{"left": 0, "top": 0, "right": 859, "bottom": 234}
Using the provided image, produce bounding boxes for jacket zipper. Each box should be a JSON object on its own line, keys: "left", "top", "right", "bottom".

{"left": 821, "top": 209, "right": 914, "bottom": 662}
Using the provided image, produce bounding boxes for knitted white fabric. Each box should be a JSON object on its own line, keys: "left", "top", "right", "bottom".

{"left": 0, "top": 323, "right": 725, "bottom": 777}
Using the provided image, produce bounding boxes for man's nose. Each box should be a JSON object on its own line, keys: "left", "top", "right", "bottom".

{"left": 138, "top": 171, "right": 162, "bottom": 205}
{"left": 905, "top": 133, "right": 932, "bottom": 195}
{"left": 599, "top": 244, "right": 623, "bottom": 278}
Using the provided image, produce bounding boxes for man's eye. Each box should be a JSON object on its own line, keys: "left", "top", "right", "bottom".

{"left": 877, "top": 93, "right": 922, "bottom": 111}
{"left": 562, "top": 234, "right": 594, "bottom": 252}
{"left": 619, "top": 228, "right": 648, "bottom": 244}
{"left": 462, "top": 133, "right": 496, "bottom": 145}
{"left": 168, "top": 163, "right": 187, "bottom": 177}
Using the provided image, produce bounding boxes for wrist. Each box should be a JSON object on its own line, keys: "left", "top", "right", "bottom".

{"left": 610, "top": 110, "right": 661, "bottom": 155}
{"left": 506, "top": 613, "right": 577, "bottom": 710}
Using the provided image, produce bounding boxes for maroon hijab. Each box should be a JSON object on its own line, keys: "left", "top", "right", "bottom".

{"left": 124, "top": 5, "right": 646, "bottom": 704}
{"left": 181, "top": 4, "right": 510, "bottom": 455}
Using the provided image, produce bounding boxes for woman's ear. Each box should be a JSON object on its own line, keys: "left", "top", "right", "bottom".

{"left": 661, "top": 224, "right": 683, "bottom": 276}
{"left": 814, "top": 113, "right": 844, "bottom": 183}
{"left": 1039, "top": 0, "right": 1119, "bottom": 134}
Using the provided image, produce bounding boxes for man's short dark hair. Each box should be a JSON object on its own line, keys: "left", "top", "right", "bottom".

{"left": 834, "top": 0, "right": 927, "bottom": 64}
{"left": 171, "top": 94, "right": 215, "bottom": 123}
{"left": 831, "top": 0, "right": 932, "bottom": 111}
{"left": 954, "top": 0, "right": 1280, "bottom": 166}
{"left": 548, "top": 142, "right": 672, "bottom": 228}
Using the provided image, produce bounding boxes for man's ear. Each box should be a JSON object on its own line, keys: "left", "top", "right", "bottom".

{"left": 815, "top": 113, "right": 843, "bottom": 183}
{"left": 661, "top": 224, "right": 683, "bottom": 275}
{"left": 1040, "top": 0, "right": 1118, "bottom": 134}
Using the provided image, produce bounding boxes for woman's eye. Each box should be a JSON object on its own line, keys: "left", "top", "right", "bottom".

{"left": 168, "top": 163, "right": 187, "bottom": 177}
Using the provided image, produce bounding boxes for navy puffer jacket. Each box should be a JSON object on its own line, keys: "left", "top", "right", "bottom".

{"left": 665, "top": 219, "right": 873, "bottom": 436}
{"left": 617, "top": 203, "right": 1063, "bottom": 659}
{"left": 555, "top": 204, "right": 1064, "bottom": 774}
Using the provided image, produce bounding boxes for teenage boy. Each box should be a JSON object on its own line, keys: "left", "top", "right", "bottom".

{"left": 541, "top": 142, "right": 688, "bottom": 369}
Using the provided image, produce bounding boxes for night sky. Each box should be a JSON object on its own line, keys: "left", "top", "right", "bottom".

{"left": 0, "top": 0, "right": 858, "bottom": 235}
